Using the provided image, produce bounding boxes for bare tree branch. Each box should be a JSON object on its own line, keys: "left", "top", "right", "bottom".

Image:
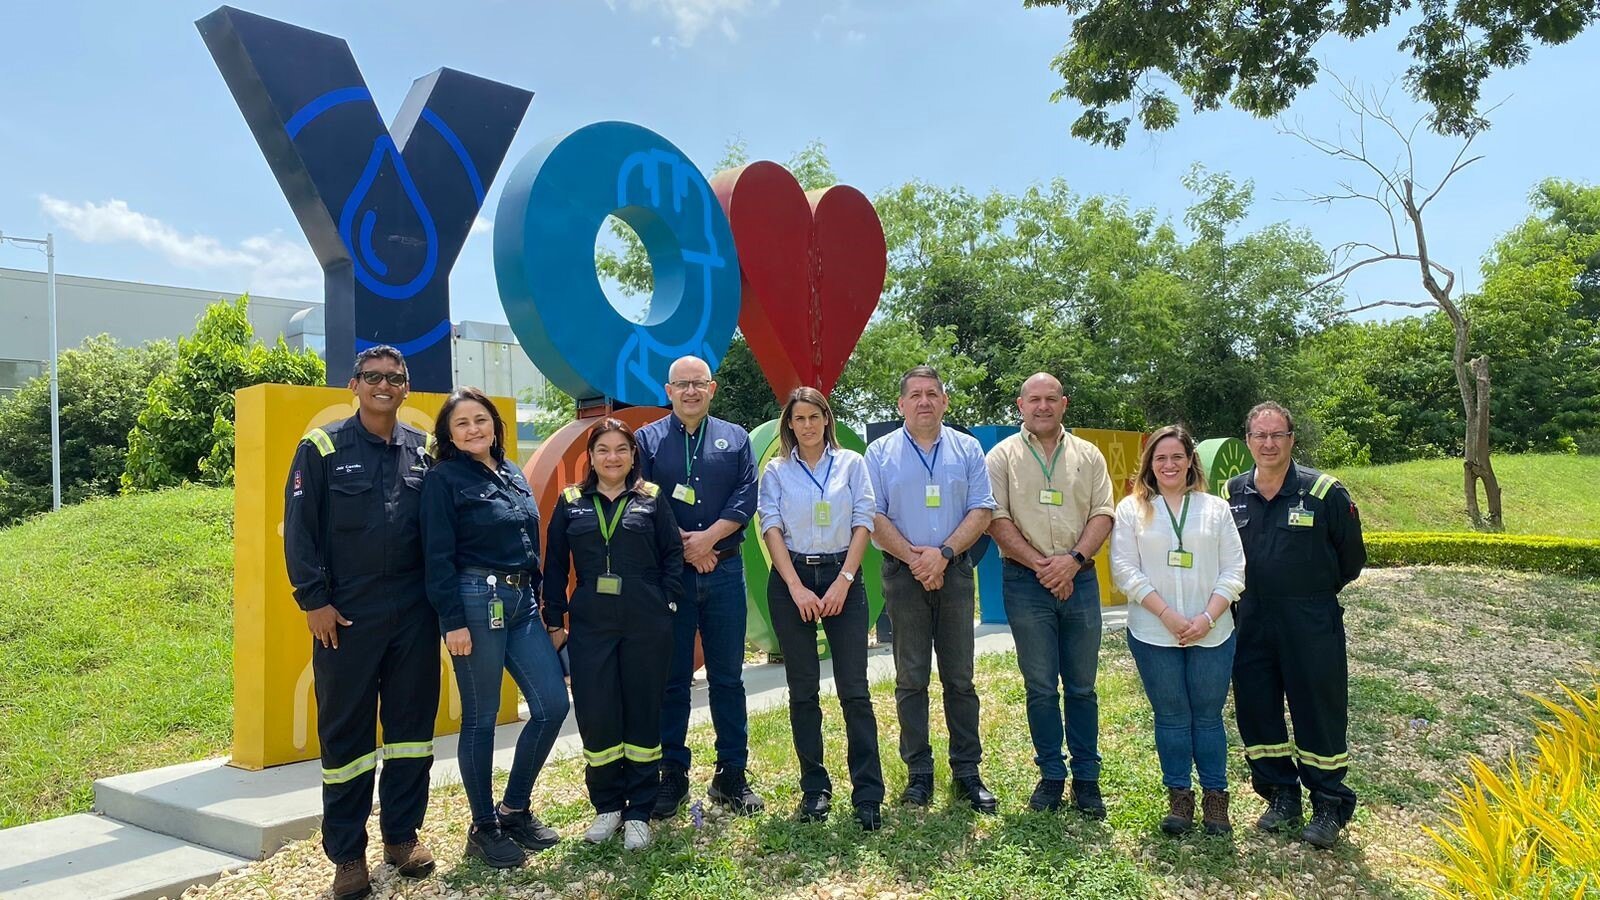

{"left": 1337, "top": 299, "right": 1437, "bottom": 315}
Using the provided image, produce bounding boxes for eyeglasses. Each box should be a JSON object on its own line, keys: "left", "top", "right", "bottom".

{"left": 357, "top": 371, "right": 408, "bottom": 386}
{"left": 1246, "top": 431, "right": 1293, "bottom": 443}
{"left": 669, "top": 379, "right": 712, "bottom": 392}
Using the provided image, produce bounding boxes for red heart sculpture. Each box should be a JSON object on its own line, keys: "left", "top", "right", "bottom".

{"left": 710, "top": 161, "right": 886, "bottom": 402}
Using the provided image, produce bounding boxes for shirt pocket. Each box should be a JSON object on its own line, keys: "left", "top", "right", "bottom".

{"left": 328, "top": 475, "right": 376, "bottom": 531}
{"left": 458, "top": 484, "right": 505, "bottom": 527}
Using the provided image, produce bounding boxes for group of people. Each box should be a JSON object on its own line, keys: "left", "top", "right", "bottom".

{"left": 284, "top": 346, "right": 1365, "bottom": 900}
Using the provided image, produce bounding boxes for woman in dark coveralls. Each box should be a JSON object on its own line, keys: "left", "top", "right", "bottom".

{"left": 543, "top": 418, "right": 685, "bottom": 851}
{"left": 421, "top": 387, "right": 570, "bottom": 869}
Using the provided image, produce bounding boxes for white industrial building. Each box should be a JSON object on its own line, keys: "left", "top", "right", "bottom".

{"left": 0, "top": 267, "right": 551, "bottom": 452}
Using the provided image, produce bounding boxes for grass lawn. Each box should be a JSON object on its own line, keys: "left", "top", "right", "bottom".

{"left": 0, "top": 485, "right": 234, "bottom": 827}
{"left": 189, "top": 566, "right": 1600, "bottom": 900}
{"left": 1331, "top": 453, "right": 1600, "bottom": 537}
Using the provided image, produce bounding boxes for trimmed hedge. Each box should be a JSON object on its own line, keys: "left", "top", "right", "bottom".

{"left": 1365, "top": 531, "right": 1600, "bottom": 577}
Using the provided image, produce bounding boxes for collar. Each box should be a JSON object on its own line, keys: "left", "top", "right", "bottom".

{"left": 790, "top": 445, "right": 836, "bottom": 467}
{"left": 671, "top": 413, "right": 716, "bottom": 436}
{"left": 1243, "top": 461, "right": 1300, "bottom": 496}
{"left": 349, "top": 412, "right": 401, "bottom": 445}
{"left": 902, "top": 423, "right": 945, "bottom": 450}
{"left": 1021, "top": 425, "right": 1068, "bottom": 453}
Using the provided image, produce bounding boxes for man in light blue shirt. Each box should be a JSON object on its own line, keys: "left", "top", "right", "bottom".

{"left": 864, "top": 365, "right": 999, "bottom": 813}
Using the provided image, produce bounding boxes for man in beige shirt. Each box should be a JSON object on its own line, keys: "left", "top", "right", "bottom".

{"left": 986, "top": 372, "right": 1114, "bottom": 818}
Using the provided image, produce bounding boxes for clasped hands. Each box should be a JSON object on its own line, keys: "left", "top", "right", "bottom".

{"left": 681, "top": 529, "right": 721, "bottom": 574}
{"left": 1157, "top": 604, "right": 1213, "bottom": 646}
{"left": 789, "top": 577, "right": 850, "bottom": 622}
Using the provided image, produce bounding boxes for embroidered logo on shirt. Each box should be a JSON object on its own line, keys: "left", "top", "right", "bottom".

{"left": 714, "top": 438, "right": 729, "bottom": 450}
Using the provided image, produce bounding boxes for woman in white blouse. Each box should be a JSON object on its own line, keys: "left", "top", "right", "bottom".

{"left": 757, "top": 387, "right": 884, "bottom": 831}
{"left": 1111, "top": 425, "right": 1245, "bottom": 836}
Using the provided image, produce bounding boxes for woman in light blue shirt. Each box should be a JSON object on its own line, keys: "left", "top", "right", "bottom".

{"left": 758, "top": 387, "right": 883, "bottom": 831}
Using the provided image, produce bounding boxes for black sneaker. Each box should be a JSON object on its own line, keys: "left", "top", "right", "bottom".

{"left": 797, "top": 790, "right": 832, "bottom": 822}
{"left": 899, "top": 772, "right": 934, "bottom": 807}
{"left": 1029, "top": 778, "right": 1066, "bottom": 812}
{"left": 652, "top": 766, "right": 690, "bottom": 820}
{"left": 497, "top": 807, "right": 559, "bottom": 852}
{"left": 1071, "top": 779, "right": 1107, "bottom": 820}
{"left": 854, "top": 803, "right": 883, "bottom": 831}
{"left": 1255, "top": 787, "right": 1304, "bottom": 833}
{"left": 708, "top": 764, "right": 765, "bottom": 815}
{"left": 1301, "top": 800, "right": 1343, "bottom": 849}
{"left": 464, "top": 823, "right": 525, "bottom": 869}
{"left": 954, "top": 775, "right": 999, "bottom": 814}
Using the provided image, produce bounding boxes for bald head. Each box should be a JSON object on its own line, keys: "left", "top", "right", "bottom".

{"left": 668, "top": 356, "right": 711, "bottom": 382}
{"left": 1017, "top": 372, "right": 1067, "bottom": 438}
{"left": 664, "top": 355, "right": 717, "bottom": 426}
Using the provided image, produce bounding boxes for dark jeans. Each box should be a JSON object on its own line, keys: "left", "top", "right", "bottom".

{"left": 1001, "top": 563, "right": 1102, "bottom": 781}
{"left": 882, "top": 555, "right": 982, "bottom": 777}
{"left": 661, "top": 554, "right": 749, "bottom": 771}
{"left": 768, "top": 558, "right": 885, "bottom": 807}
{"left": 1127, "top": 631, "right": 1236, "bottom": 791}
{"left": 450, "top": 574, "right": 570, "bottom": 827}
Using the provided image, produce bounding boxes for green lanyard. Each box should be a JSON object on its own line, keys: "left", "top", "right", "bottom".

{"left": 593, "top": 494, "right": 632, "bottom": 573}
{"left": 683, "top": 425, "right": 706, "bottom": 481}
{"left": 1163, "top": 493, "right": 1191, "bottom": 551}
{"left": 1026, "top": 439, "right": 1064, "bottom": 486}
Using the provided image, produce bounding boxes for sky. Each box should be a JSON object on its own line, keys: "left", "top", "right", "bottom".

{"left": 1, "top": 0, "right": 1597, "bottom": 330}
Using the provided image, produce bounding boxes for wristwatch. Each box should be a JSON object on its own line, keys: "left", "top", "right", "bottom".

{"left": 940, "top": 545, "right": 956, "bottom": 561}
{"left": 841, "top": 570, "right": 856, "bottom": 583}
{"left": 1068, "top": 549, "right": 1089, "bottom": 567}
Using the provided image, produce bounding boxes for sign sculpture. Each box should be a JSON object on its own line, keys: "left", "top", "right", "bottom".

{"left": 198, "top": 5, "right": 532, "bottom": 393}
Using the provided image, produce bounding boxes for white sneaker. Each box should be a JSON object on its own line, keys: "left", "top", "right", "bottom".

{"left": 623, "top": 819, "right": 652, "bottom": 851}
{"left": 584, "top": 811, "right": 622, "bottom": 843}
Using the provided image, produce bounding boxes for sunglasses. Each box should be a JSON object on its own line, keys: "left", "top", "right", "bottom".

{"left": 357, "top": 371, "right": 408, "bottom": 386}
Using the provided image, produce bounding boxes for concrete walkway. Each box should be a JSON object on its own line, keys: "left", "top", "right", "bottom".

{"left": 0, "top": 611, "right": 1125, "bottom": 900}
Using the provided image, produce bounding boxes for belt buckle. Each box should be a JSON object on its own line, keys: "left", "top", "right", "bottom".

{"left": 504, "top": 572, "right": 522, "bottom": 587}
{"left": 804, "top": 555, "right": 823, "bottom": 566}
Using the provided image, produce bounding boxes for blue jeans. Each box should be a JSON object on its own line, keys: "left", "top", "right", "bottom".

{"left": 1002, "top": 563, "right": 1102, "bottom": 781}
{"left": 660, "top": 554, "right": 748, "bottom": 771}
{"left": 1128, "top": 631, "right": 1236, "bottom": 791}
{"left": 450, "top": 574, "right": 571, "bottom": 826}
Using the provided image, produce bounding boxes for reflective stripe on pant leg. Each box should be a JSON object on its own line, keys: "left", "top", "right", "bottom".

{"left": 623, "top": 742, "right": 662, "bottom": 763}
{"left": 384, "top": 741, "right": 434, "bottom": 761}
{"left": 585, "top": 743, "right": 626, "bottom": 766}
{"left": 324, "top": 749, "right": 380, "bottom": 784}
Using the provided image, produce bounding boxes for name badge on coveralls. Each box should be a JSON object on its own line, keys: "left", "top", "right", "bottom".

{"left": 1287, "top": 502, "right": 1315, "bottom": 528}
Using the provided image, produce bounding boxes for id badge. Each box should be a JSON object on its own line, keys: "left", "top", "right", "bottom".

{"left": 1167, "top": 549, "right": 1194, "bottom": 569}
{"left": 1038, "top": 488, "right": 1064, "bottom": 506}
{"left": 1287, "top": 503, "right": 1315, "bottom": 528}
{"left": 597, "top": 574, "right": 623, "bottom": 595}
{"left": 672, "top": 483, "right": 697, "bottom": 505}
{"left": 488, "top": 599, "right": 505, "bottom": 630}
{"left": 814, "top": 501, "right": 832, "bottom": 526}
{"left": 924, "top": 484, "right": 942, "bottom": 508}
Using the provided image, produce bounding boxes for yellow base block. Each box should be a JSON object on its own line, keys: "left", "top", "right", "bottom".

{"left": 232, "top": 384, "right": 521, "bottom": 770}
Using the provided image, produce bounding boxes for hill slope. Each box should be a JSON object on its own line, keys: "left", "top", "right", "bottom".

{"left": 1331, "top": 453, "right": 1600, "bottom": 537}
{"left": 0, "top": 485, "right": 234, "bottom": 826}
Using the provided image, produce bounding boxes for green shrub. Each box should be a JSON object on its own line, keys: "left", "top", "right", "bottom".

{"left": 0, "top": 335, "right": 175, "bottom": 524}
{"left": 122, "top": 296, "right": 322, "bottom": 491}
{"left": 1366, "top": 531, "right": 1600, "bottom": 577}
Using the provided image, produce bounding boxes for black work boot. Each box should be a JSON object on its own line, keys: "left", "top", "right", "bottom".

{"left": 652, "top": 766, "right": 690, "bottom": 820}
{"left": 708, "top": 764, "right": 765, "bottom": 815}
{"left": 1029, "top": 778, "right": 1066, "bottom": 812}
{"left": 1160, "top": 787, "right": 1195, "bottom": 835}
{"left": 954, "top": 774, "right": 999, "bottom": 814}
{"left": 497, "top": 807, "right": 559, "bottom": 852}
{"left": 900, "top": 772, "right": 935, "bottom": 807}
{"left": 1255, "top": 786, "right": 1304, "bottom": 833}
{"left": 464, "top": 823, "right": 526, "bottom": 869}
{"left": 1071, "top": 778, "right": 1107, "bottom": 820}
{"left": 1302, "top": 798, "right": 1344, "bottom": 849}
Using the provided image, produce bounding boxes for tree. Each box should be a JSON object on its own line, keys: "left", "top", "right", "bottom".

{"left": 1024, "top": 0, "right": 1597, "bottom": 146}
{"left": 0, "top": 336, "right": 175, "bottom": 524}
{"left": 1286, "top": 84, "right": 1503, "bottom": 529}
{"left": 122, "top": 296, "right": 323, "bottom": 490}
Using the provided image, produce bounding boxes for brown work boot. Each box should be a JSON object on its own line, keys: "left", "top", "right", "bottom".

{"left": 1160, "top": 787, "right": 1195, "bottom": 834}
{"left": 1202, "top": 789, "right": 1233, "bottom": 835}
{"left": 383, "top": 838, "right": 436, "bottom": 878}
{"left": 331, "top": 858, "right": 371, "bottom": 900}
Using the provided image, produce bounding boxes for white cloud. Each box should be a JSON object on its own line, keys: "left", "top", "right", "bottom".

{"left": 619, "top": 0, "right": 756, "bottom": 45}
{"left": 39, "top": 195, "right": 321, "bottom": 297}
{"left": 844, "top": 29, "right": 866, "bottom": 43}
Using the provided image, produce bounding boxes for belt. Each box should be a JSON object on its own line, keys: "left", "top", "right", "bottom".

{"left": 461, "top": 567, "right": 536, "bottom": 587}
{"left": 715, "top": 546, "right": 740, "bottom": 563}
{"left": 790, "top": 550, "right": 848, "bottom": 567}
{"left": 1004, "top": 556, "right": 1093, "bottom": 571}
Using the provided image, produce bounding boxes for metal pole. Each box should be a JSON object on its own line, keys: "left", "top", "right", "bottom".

{"left": 46, "top": 233, "right": 61, "bottom": 511}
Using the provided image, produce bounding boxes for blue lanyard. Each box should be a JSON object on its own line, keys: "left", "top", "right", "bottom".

{"left": 799, "top": 450, "right": 835, "bottom": 496}
{"left": 908, "top": 430, "right": 940, "bottom": 478}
